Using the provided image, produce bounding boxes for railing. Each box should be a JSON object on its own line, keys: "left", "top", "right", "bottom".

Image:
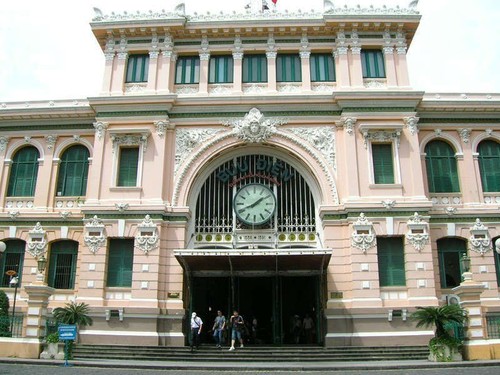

{"left": 486, "top": 314, "right": 500, "bottom": 339}
{"left": 0, "top": 314, "right": 24, "bottom": 338}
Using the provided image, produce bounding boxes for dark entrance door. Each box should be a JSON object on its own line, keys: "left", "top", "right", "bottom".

{"left": 190, "top": 275, "right": 321, "bottom": 345}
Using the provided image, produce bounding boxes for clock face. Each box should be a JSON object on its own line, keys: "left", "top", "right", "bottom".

{"left": 233, "top": 184, "right": 276, "bottom": 226}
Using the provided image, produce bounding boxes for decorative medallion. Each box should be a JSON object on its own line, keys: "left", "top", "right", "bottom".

{"left": 135, "top": 215, "right": 159, "bottom": 254}
{"left": 458, "top": 128, "right": 471, "bottom": 144}
{"left": 469, "top": 218, "right": 492, "bottom": 255}
{"left": 27, "top": 222, "right": 47, "bottom": 258}
{"left": 284, "top": 127, "right": 336, "bottom": 170}
{"left": 381, "top": 200, "right": 396, "bottom": 210}
{"left": 351, "top": 213, "right": 377, "bottom": 253}
{"left": 223, "top": 108, "right": 287, "bottom": 143}
{"left": 406, "top": 212, "right": 429, "bottom": 252}
{"left": 84, "top": 215, "right": 106, "bottom": 254}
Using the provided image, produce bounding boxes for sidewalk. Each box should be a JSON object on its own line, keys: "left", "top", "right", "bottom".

{"left": 2, "top": 356, "right": 500, "bottom": 371}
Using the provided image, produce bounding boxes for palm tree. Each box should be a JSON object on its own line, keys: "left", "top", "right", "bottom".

{"left": 411, "top": 304, "right": 467, "bottom": 339}
{"left": 53, "top": 301, "right": 93, "bottom": 328}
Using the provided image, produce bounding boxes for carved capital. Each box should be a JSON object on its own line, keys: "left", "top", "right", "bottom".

{"left": 404, "top": 116, "right": 420, "bottom": 135}
{"left": 155, "top": 118, "right": 170, "bottom": 138}
{"left": 338, "top": 117, "right": 357, "bottom": 135}
{"left": 0, "top": 136, "right": 9, "bottom": 152}
{"left": 45, "top": 135, "right": 58, "bottom": 150}
{"left": 458, "top": 128, "right": 471, "bottom": 144}
{"left": 93, "top": 121, "right": 108, "bottom": 140}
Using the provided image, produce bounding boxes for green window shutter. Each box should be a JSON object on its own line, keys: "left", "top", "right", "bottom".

{"left": 243, "top": 55, "right": 267, "bottom": 83}
{"left": 175, "top": 56, "right": 200, "bottom": 84}
{"left": 310, "top": 54, "right": 335, "bottom": 82}
{"left": 372, "top": 143, "right": 395, "bottom": 184}
{"left": 209, "top": 55, "right": 233, "bottom": 83}
{"left": 478, "top": 140, "right": 500, "bottom": 192}
{"left": 377, "top": 237, "right": 406, "bottom": 287}
{"left": 437, "top": 238, "right": 467, "bottom": 288}
{"left": 117, "top": 147, "right": 139, "bottom": 187}
{"left": 361, "top": 50, "right": 386, "bottom": 78}
{"left": 126, "top": 54, "right": 150, "bottom": 83}
{"left": 7, "top": 146, "right": 40, "bottom": 197}
{"left": 0, "top": 240, "right": 25, "bottom": 287}
{"left": 425, "top": 141, "right": 460, "bottom": 193}
{"left": 57, "top": 145, "right": 90, "bottom": 196}
{"left": 276, "top": 54, "right": 301, "bottom": 82}
{"left": 107, "top": 239, "right": 134, "bottom": 287}
{"left": 47, "top": 241, "right": 78, "bottom": 289}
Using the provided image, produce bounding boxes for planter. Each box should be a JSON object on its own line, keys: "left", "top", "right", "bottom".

{"left": 428, "top": 343, "right": 463, "bottom": 362}
{"left": 40, "top": 342, "right": 65, "bottom": 360}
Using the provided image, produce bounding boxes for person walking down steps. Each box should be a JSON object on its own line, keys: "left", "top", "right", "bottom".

{"left": 212, "top": 310, "right": 226, "bottom": 348}
{"left": 190, "top": 312, "right": 203, "bottom": 351}
{"left": 229, "top": 310, "right": 244, "bottom": 351}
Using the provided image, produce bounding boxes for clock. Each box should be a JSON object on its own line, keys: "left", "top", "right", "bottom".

{"left": 233, "top": 184, "right": 276, "bottom": 226}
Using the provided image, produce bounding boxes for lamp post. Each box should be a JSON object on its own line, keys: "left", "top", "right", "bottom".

{"left": 0, "top": 241, "right": 5, "bottom": 264}
{"left": 460, "top": 252, "right": 472, "bottom": 283}
{"left": 36, "top": 255, "right": 47, "bottom": 284}
{"left": 8, "top": 272, "right": 18, "bottom": 335}
{"left": 495, "top": 238, "right": 500, "bottom": 254}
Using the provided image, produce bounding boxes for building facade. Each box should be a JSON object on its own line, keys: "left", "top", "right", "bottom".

{"left": 0, "top": 3, "right": 500, "bottom": 357}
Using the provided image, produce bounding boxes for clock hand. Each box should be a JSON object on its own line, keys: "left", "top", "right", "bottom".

{"left": 237, "top": 196, "right": 265, "bottom": 213}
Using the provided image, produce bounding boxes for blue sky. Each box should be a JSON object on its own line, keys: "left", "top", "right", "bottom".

{"left": 0, "top": 0, "right": 498, "bottom": 101}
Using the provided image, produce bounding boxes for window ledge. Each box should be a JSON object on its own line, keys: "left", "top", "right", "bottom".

{"left": 369, "top": 184, "right": 403, "bottom": 189}
{"left": 110, "top": 187, "right": 142, "bottom": 192}
{"left": 380, "top": 286, "right": 407, "bottom": 291}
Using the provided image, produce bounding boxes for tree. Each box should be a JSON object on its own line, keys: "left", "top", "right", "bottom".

{"left": 52, "top": 301, "right": 93, "bottom": 327}
{"left": 0, "top": 290, "right": 10, "bottom": 337}
{"left": 411, "top": 304, "right": 467, "bottom": 339}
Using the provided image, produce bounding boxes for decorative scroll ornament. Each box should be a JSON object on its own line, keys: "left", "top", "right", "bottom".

{"left": 469, "top": 218, "right": 492, "bottom": 255}
{"left": 84, "top": 215, "right": 106, "bottom": 254}
{"left": 93, "top": 121, "right": 108, "bottom": 140}
{"left": 458, "top": 128, "right": 472, "bottom": 144}
{"left": 115, "top": 203, "right": 129, "bottom": 212}
{"left": 175, "top": 128, "right": 225, "bottom": 174}
{"left": 284, "top": 127, "right": 335, "bottom": 170}
{"left": 338, "top": 117, "right": 357, "bottom": 135}
{"left": 381, "top": 200, "right": 396, "bottom": 210}
{"left": 27, "top": 222, "right": 47, "bottom": 258}
{"left": 406, "top": 212, "right": 429, "bottom": 252}
{"left": 155, "top": 118, "right": 170, "bottom": 138}
{"left": 111, "top": 133, "right": 149, "bottom": 153}
{"left": 351, "top": 213, "right": 376, "bottom": 253}
{"left": 0, "top": 136, "right": 10, "bottom": 152}
{"left": 404, "top": 117, "right": 419, "bottom": 135}
{"left": 45, "top": 135, "right": 58, "bottom": 149}
{"left": 223, "top": 108, "right": 287, "bottom": 143}
{"left": 361, "top": 129, "right": 401, "bottom": 149}
{"left": 8, "top": 210, "right": 20, "bottom": 220}
{"left": 134, "top": 215, "right": 159, "bottom": 254}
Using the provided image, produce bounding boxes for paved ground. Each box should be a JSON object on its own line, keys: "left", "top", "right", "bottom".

{"left": 1, "top": 363, "right": 500, "bottom": 375}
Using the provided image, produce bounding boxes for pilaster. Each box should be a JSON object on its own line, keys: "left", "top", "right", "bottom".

{"left": 111, "top": 33, "right": 128, "bottom": 95}
{"left": 349, "top": 31, "right": 363, "bottom": 88}
{"left": 24, "top": 284, "right": 55, "bottom": 339}
{"left": 146, "top": 34, "right": 160, "bottom": 93}
{"left": 232, "top": 52, "right": 243, "bottom": 94}
{"left": 266, "top": 34, "right": 277, "bottom": 92}
{"left": 198, "top": 52, "right": 210, "bottom": 95}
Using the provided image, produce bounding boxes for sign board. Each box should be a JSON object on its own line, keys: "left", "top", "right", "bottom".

{"left": 58, "top": 325, "right": 77, "bottom": 341}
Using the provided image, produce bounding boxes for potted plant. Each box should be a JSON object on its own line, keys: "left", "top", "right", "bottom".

{"left": 40, "top": 332, "right": 65, "bottom": 359}
{"left": 52, "top": 301, "right": 93, "bottom": 359}
{"left": 411, "top": 304, "right": 467, "bottom": 362}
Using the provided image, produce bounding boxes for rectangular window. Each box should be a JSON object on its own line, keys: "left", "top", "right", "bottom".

{"left": 117, "top": 147, "right": 139, "bottom": 187}
{"left": 361, "top": 50, "right": 386, "bottom": 78}
{"left": 310, "top": 54, "right": 335, "bottom": 82}
{"left": 277, "top": 54, "right": 301, "bottom": 82}
{"left": 175, "top": 56, "right": 200, "bottom": 84}
{"left": 209, "top": 55, "right": 233, "bottom": 83}
{"left": 377, "top": 237, "right": 406, "bottom": 287}
{"left": 372, "top": 143, "right": 395, "bottom": 184}
{"left": 243, "top": 54, "right": 268, "bottom": 83}
{"left": 107, "top": 239, "right": 134, "bottom": 287}
{"left": 125, "top": 54, "right": 150, "bottom": 83}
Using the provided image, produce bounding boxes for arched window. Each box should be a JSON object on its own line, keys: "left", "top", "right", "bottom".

{"left": 437, "top": 238, "right": 467, "bottom": 289}
{"left": 47, "top": 241, "right": 78, "bottom": 289}
{"left": 425, "top": 140, "right": 460, "bottom": 193}
{"left": 7, "top": 146, "right": 40, "bottom": 197}
{"left": 0, "top": 239, "right": 25, "bottom": 287}
{"left": 477, "top": 140, "right": 500, "bottom": 192}
{"left": 56, "top": 145, "right": 90, "bottom": 196}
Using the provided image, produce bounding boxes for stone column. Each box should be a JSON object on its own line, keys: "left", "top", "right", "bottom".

{"left": 232, "top": 52, "right": 243, "bottom": 94}
{"left": 382, "top": 47, "right": 398, "bottom": 88}
{"left": 395, "top": 32, "right": 410, "bottom": 87}
{"left": 85, "top": 122, "right": 108, "bottom": 205}
{"left": 198, "top": 52, "right": 210, "bottom": 95}
{"left": 403, "top": 117, "right": 427, "bottom": 198}
{"left": 101, "top": 52, "right": 115, "bottom": 95}
{"left": 169, "top": 53, "right": 178, "bottom": 93}
{"left": 334, "top": 31, "right": 350, "bottom": 88}
{"left": 349, "top": 46, "right": 364, "bottom": 88}
{"left": 266, "top": 51, "right": 277, "bottom": 92}
{"left": 457, "top": 129, "right": 481, "bottom": 203}
{"left": 146, "top": 50, "right": 160, "bottom": 93}
{"left": 111, "top": 35, "right": 128, "bottom": 95}
{"left": 452, "top": 282, "right": 487, "bottom": 360}
{"left": 24, "top": 284, "right": 55, "bottom": 339}
{"left": 300, "top": 51, "right": 311, "bottom": 91}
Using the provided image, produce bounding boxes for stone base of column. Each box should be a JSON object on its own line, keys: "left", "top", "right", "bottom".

{"left": 0, "top": 338, "right": 43, "bottom": 359}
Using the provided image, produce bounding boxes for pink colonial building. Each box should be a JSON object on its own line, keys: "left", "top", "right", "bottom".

{"left": 0, "top": 2, "right": 499, "bottom": 359}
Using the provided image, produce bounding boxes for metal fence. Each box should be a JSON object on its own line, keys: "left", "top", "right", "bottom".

{"left": 486, "top": 314, "right": 500, "bottom": 339}
{"left": 45, "top": 317, "right": 59, "bottom": 338}
{"left": 0, "top": 314, "right": 24, "bottom": 338}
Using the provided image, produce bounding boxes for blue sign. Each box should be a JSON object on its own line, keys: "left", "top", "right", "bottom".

{"left": 58, "top": 325, "right": 77, "bottom": 341}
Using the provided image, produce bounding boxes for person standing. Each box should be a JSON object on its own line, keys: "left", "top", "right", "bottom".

{"left": 212, "top": 310, "right": 226, "bottom": 348}
{"left": 190, "top": 312, "right": 203, "bottom": 351}
{"left": 229, "top": 310, "right": 244, "bottom": 351}
{"left": 302, "top": 313, "right": 315, "bottom": 344}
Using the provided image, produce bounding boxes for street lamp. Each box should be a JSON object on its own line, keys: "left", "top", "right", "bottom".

{"left": 495, "top": 238, "right": 500, "bottom": 254}
{"left": 0, "top": 241, "right": 5, "bottom": 261}
{"left": 36, "top": 255, "right": 47, "bottom": 283}
{"left": 460, "top": 252, "right": 472, "bottom": 283}
{"left": 8, "top": 272, "right": 18, "bottom": 336}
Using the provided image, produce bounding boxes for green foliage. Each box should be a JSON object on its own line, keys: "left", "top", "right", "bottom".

{"left": 0, "top": 290, "right": 9, "bottom": 316}
{"left": 46, "top": 332, "right": 60, "bottom": 343}
{"left": 52, "top": 301, "right": 93, "bottom": 327}
{"left": 411, "top": 305, "right": 467, "bottom": 339}
{"left": 429, "top": 336, "right": 462, "bottom": 362}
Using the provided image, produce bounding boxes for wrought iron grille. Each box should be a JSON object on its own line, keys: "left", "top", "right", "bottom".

{"left": 486, "top": 313, "right": 500, "bottom": 339}
{"left": 0, "top": 314, "right": 24, "bottom": 338}
{"left": 194, "top": 154, "right": 316, "bottom": 248}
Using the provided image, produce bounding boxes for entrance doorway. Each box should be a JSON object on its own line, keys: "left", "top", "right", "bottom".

{"left": 190, "top": 275, "right": 322, "bottom": 345}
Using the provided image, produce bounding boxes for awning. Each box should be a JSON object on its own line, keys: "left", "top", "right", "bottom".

{"left": 174, "top": 248, "right": 332, "bottom": 277}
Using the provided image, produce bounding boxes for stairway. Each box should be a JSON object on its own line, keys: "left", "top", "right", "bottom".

{"left": 72, "top": 344, "right": 429, "bottom": 362}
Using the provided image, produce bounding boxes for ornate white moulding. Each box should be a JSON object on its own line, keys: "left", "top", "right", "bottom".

{"left": 27, "top": 222, "right": 47, "bottom": 258}
{"left": 84, "top": 215, "right": 106, "bottom": 254}
{"left": 351, "top": 213, "right": 376, "bottom": 253}
{"left": 405, "top": 212, "right": 429, "bottom": 252}
{"left": 109, "top": 129, "right": 150, "bottom": 153}
{"left": 469, "top": 218, "right": 492, "bottom": 255}
{"left": 358, "top": 123, "right": 403, "bottom": 149}
{"left": 134, "top": 215, "right": 159, "bottom": 254}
